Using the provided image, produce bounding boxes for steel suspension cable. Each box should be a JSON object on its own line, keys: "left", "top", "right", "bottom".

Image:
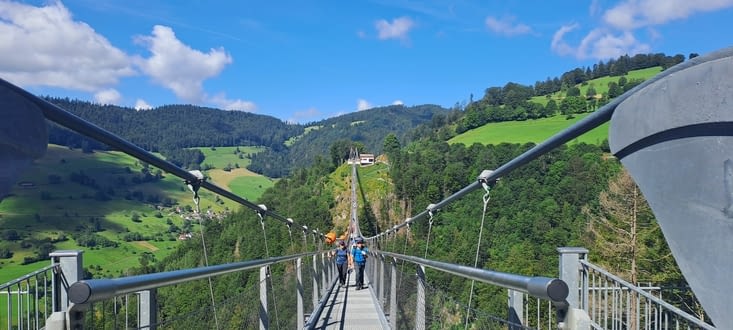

{"left": 423, "top": 211, "right": 435, "bottom": 259}
{"left": 257, "top": 210, "right": 281, "bottom": 329}
{"left": 464, "top": 182, "right": 492, "bottom": 329}
{"left": 398, "top": 224, "right": 411, "bottom": 290}
{"left": 187, "top": 180, "right": 220, "bottom": 330}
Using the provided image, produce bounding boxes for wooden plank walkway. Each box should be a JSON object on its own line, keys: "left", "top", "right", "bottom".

{"left": 314, "top": 271, "right": 387, "bottom": 329}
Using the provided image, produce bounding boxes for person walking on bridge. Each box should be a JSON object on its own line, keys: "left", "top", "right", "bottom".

{"left": 351, "top": 237, "right": 368, "bottom": 290}
{"left": 332, "top": 240, "right": 349, "bottom": 287}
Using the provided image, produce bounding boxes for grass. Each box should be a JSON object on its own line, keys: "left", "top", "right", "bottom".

{"left": 195, "top": 146, "right": 263, "bottom": 169}
{"left": 448, "top": 113, "right": 609, "bottom": 146}
{"left": 1, "top": 139, "right": 293, "bottom": 327}
{"left": 0, "top": 144, "right": 272, "bottom": 284}
{"left": 285, "top": 125, "right": 321, "bottom": 147}
{"left": 530, "top": 67, "right": 662, "bottom": 106}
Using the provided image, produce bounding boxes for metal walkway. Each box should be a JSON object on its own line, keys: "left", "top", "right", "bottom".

{"left": 314, "top": 273, "right": 387, "bottom": 329}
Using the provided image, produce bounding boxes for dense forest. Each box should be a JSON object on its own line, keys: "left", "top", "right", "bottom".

{"left": 43, "top": 99, "right": 303, "bottom": 168}
{"left": 143, "top": 137, "right": 698, "bottom": 328}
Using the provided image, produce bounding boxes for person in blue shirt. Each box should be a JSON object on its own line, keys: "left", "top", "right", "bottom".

{"left": 333, "top": 240, "right": 349, "bottom": 287}
{"left": 351, "top": 238, "right": 368, "bottom": 290}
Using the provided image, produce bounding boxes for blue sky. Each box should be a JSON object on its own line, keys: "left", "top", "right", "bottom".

{"left": 2, "top": 0, "right": 733, "bottom": 123}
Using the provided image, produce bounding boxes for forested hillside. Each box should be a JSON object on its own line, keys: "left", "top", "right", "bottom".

{"left": 248, "top": 104, "right": 454, "bottom": 177}
{"left": 44, "top": 98, "right": 303, "bottom": 164}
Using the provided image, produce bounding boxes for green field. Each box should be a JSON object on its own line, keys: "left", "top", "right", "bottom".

{"left": 0, "top": 144, "right": 273, "bottom": 284}
{"left": 195, "top": 145, "right": 263, "bottom": 169}
{"left": 194, "top": 146, "right": 274, "bottom": 202}
{"left": 228, "top": 175, "right": 275, "bottom": 201}
{"left": 530, "top": 66, "right": 662, "bottom": 106}
{"left": 449, "top": 113, "right": 609, "bottom": 146}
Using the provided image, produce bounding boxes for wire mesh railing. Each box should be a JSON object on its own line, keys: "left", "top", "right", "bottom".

{"left": 579, "top": 259, "right": 714, "bottom": 330}
{"left": 365, "top": 251, "right": 569, "bottom": 329}
{"left": 0, "top": 263, "right": 58, "bottom": 329}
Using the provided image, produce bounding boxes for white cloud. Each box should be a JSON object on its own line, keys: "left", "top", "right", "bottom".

{"left": 94, "top": 89, "right": 121, "bottom": 104}
{"left": 134, "top": 25, "right": 232, "bottom": 103}
{"left": 589, "top": 0, "right": 602, "bottom": 16}
{"left": 392, "top": 100, "right": 404, "bottom": 105}
{"left": 551, "top": 23, "right": 580, "bottom": 57}
{"left": 357, "top": 99, "right": 372, "bottom": 111}
{"left": 551, "top": 0, "right": 733, "bottom": 60}
{"left": 484, "top": 16, "right": 532, "bottom": 36}
{"left": 209, "top": 93, "right": 256, "bottom": 112}
{"left": 135, "top": 99, "right": 153, "bottom": 110}
{"left": 553, "top": 25, "right": 651, "bottom": 60}
{"left": 0, "top": 1, "right": 134, "bottom": 91}
{"left": 289, "top": 107, "right": 322, "bottom": 124}
{"left": 375, "top": 17, "right": 415, "bottom": 40}
{"left": 604, "top": 0, "right": 733, "bottom": 30}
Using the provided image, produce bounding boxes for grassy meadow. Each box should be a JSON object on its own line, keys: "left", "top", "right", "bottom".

{"left": 0, "top": 144, "right": 273, "bottom": 284}
{"left": 530, "top": 66, "right": 662, "bottom": 106}
{"left": 194, "top": 146, "right": 275, "bottom": 201}
{"left": 449, "top": 113, "right": 609, "bottom": 146}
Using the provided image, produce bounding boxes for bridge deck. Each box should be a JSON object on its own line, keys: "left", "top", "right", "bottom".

{"left": 314, "top": 272, "right": 386, "bottom": 329}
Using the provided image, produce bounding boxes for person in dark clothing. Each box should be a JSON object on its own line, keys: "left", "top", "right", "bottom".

{"left": 351, "top": 238, "right": 369, "bottom": 290}
{"left": 333, "top": 240, "right": 349, "bottom": 287}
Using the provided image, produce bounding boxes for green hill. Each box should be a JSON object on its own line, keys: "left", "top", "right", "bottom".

{"left": 449, "top": 113, "right": 609, "bottom": 145}
{"left": 452, "top": 66, "right": 662, "bottom": 146}
{"left": 0, "top": 144, "right": 271, "bottom": 282}
{"left": 530, "top": 67, "right": 662, "bottom": 106}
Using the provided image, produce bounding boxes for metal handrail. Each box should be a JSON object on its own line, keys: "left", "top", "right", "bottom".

{"left": 0, "top": 77, "right": 319, "bottom": 236}
{"left": 68, "top": 251, "right": 319, "bottom": 304}
{"left": 379, "top": 251, "right": 568, "bottom": 303}
{"left": 0, "top": 263, "right": 59, "bottom": 289}
{"left": 580, "top": 259, "right": 715, "bottom": 329}
{"left": 368, "top": 46, "right": 733, "bottom": 240}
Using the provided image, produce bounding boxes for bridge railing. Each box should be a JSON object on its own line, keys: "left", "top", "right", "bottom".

{"left": 37, "top": 249, "right": 336, "bottom": 329}
{"left": 559, "top": 248, "right": 714, "bottom": 330}
{"left": 366, "top": 250, "right": 569, "bottom": 329}
{"left": 1, "top": 263, "right": 58, "bottom": 329}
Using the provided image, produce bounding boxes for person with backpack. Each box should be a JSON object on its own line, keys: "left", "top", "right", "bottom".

{"left": 351, "top": 237, "right": 368, "bottom": 290}
{"left": 332, "top": 240, "right": 349, "bottom": 287}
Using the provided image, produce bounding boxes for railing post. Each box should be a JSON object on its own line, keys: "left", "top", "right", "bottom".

{"left": 312, "top": 254, "right": 319, "bottom": 309}
{"left": 390, "top": 257, "right": 397, "bottom": 329}
{"left": 319, "top": 252, "right": 328, "bottom": 297}
{"left": 378, "top": 255, "right": 385, "bottom": 305}
{"left": 138, "top": 289, "right": 157, "bottom": 330}
{"left": 558, "top": 247, "right": 588, "bottom": 309}
{"left": 297, "top": 258, "right": 304, "bottom": 329}
{"left": 50, "top": 250, "right": 84, "bottom": 312}
{"left": 259, "top": 266, "right": 268, "bottom": 330}
{"left": 507, "top": 289, "right": 524, "bottom": 329}
{"left": 416, "top": 264, "right": 425, "bottom": 330}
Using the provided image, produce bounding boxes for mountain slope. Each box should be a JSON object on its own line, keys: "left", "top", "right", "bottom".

{"left": 249, "top": 104, "right": 450, "bottom": 177}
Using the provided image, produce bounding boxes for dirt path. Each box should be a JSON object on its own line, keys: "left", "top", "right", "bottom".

{"left": 134, "top": 241, "right": 159, "bottom": 252}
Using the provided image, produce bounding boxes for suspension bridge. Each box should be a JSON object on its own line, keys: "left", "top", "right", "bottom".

{"left": 2, "top": 46, "right": 733, "bottom": 329}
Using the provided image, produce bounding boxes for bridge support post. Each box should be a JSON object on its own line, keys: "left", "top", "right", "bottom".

{"left": 312, "top": 254, "right": 319, "bottom": 309}
{"left": 558, "top": 247, "right": 588, "bottom": 309}
{"left": 318, "top": 253, "right": 328, "bottom": 296}
{"left": 378, "top": 255, "right": 385, "bottom": 306}
{"left": 259, "top": 266, "right": 269, "bottom": 330}
{"left": 297, "top": 258, "right": 304, "bottom": 329}
{"left": 50, "top": 250, "right": 84, "bottom": 312}
{"left": 416, "top": 264, "right": 425, "bottom": 329}
{"left": 507, "top": 289, "right": 524, "bottom": 329}
{"left": 138, "top": 289, "right": 157, "bottom": 330}
{"left": 390, "top": 258, "right": 397, "bottom": 329}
